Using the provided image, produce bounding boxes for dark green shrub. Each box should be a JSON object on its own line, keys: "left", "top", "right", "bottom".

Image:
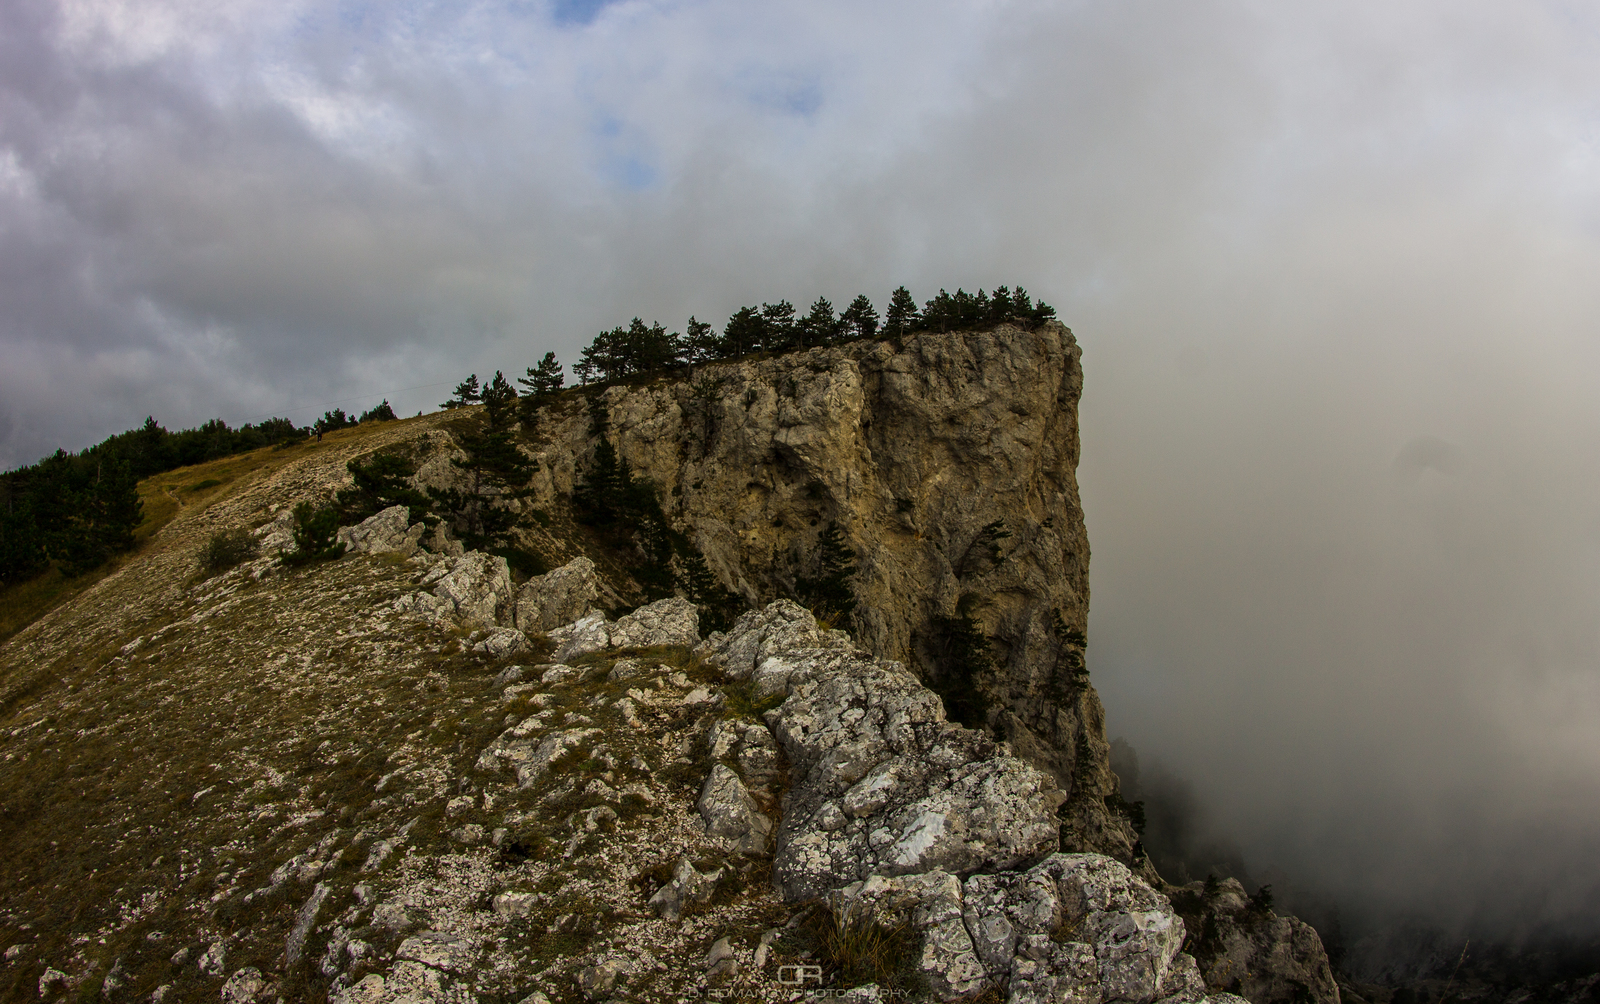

{"left": 280, "top": 502, "right": 345, "bottom": 565}
{"left": 199, "top": 527, "right": 260, "bottom": 575}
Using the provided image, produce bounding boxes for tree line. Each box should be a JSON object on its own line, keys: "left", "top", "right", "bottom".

{"left": 561, "top": 285, "right": 1055, "bottom": 385}
{"left": 438, "top": 285, "right": 1055, "bottom": 421}
{"left": 0, "top": 401, "right": 401, "bottom": 587}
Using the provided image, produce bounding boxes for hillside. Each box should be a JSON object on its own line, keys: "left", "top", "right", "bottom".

{"left": 0, "top": 326, "right": 1337, "bottom": 1002}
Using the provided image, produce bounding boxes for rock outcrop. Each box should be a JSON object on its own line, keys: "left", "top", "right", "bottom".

{"left": 0, "top": 325, "right": 1341, "bottom": 1004}
{"left": 703, "top": 600, "right": 1274, "bottom": 1003}
{"left": 336, "top": 506, "right": 426, "bottom": 557}
{"left": 487, "top": 323, "right": 1138, "bottom": 864}
{"left": 1167, "top": 878, "right": 1343, "bottom": 1004}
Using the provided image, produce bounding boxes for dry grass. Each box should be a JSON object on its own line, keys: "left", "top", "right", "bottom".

{"left": 0, "top": 418, "right": 443, "bottom": 647}
{"left": 806, "top": 902, "right": 921, "bottom": 991}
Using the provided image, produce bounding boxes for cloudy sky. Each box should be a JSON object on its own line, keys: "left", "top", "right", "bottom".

{"left": 5, "top": 0, "right": 1599, "bottom": 941}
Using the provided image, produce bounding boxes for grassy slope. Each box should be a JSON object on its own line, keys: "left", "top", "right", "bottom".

{"left": 0, "top": 419, "right": 434, "bottom": 649}
{"left": 0, "top": 408, "right": 804, "bottom": 1003}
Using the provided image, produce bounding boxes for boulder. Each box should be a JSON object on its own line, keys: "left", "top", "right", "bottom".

{"left": 548, "top": 597, "right": 700, "bottom": 662}
{"left": 762, "top": 644, "right": 1063, "bottom": 901}
{"left": 473, "top": 627, "right": 528, "bottom": 658}
{"left": 696, "top": 599, "right": 854, "bottom": 681}
{"left": 610, "top": 596, "right": 700, "bottom": 649}
{"left": 829, "top": 870, "right": 989, "bottom": 1000}
{"left": 514, "top": 557, "right": 600, "bottom": 632}
{"left": 697, "top": 764, "right": 772, "bottom": 855}
{"left": 221, "top": 968, "right": 268, "bottom": 1003}
{"left": 336, "top": 506, "right": 424, "bottom": 556}
{"left": 548, "top": 611, "right": 609, "bottom": 662}
{"left": 397, "top": 551, "right": 513, "bottom": 627}
{"left": 647, "top": 856, "right": 722, "bottom": 922}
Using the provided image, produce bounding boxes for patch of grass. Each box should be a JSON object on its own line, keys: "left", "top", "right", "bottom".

{"left": 722, "top": 680, "right": 786, "bottom": 721}
{"left": 188, "top": 478, "right": 224, "bottom": 491}
{"left": 1051, "top": 909, "right": 1085, "bottom": 943}
{"left": 806, "top": 902, "right": 920, "bottom": 990}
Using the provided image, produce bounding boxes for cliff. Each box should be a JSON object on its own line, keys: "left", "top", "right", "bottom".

{"left": 497, "top": 322, "right": 1138, "bottom": 866}
{"left": 0, "top": 323, "right": 1338, "bottom": 1003}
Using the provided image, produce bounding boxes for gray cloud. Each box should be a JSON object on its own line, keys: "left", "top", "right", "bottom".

{"left": 4, "top": 0, "right": 1600, "bottom": 940}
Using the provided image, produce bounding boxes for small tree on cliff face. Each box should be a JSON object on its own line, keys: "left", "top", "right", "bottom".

{"left": 430, "top": 374, "right": 536, "bottom": 551}
{"left": 336, "top": 452, "right": 432, "bottom": 525}
{"left": 795, "top": 522, "right": 858, "bottom": 623}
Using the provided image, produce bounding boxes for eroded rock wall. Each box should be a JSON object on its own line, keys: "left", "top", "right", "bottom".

{"left": 514, "top": 323, "right": 1136, "bottom": 860}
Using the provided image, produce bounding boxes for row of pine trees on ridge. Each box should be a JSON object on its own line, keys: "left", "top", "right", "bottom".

{"left": 1, "top": 284, "right": 1050, "bottom": 589}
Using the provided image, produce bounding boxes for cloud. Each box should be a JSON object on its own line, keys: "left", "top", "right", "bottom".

{"left": 3, "top": 0, "right": 1600, "bottom": 942}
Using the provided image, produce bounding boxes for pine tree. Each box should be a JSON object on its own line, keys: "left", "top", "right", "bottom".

{"left": 839, "top": 294, "right": 879, "bottom": 341}
{"left": 760, "top": 301, "right": 797, "bottom": 352}
{"left": 988, "top": 286, "right": 1016, "bottom": 323}
{"left": 796, "top": 522, "right": 858, "bottom": 621}
{"left": 518, "top": 352, "right": 565, "bottom": 398}
{"left": 680, "top": 549, "right": 739, "bottom": 633}
{"left": 280, "top": 501, "right": 346, "bottom": 565}
{"left": 518, "top": 352, "right": 565, "bottom": 428}
{"left": 721, "top": 306, "right": 764, "bottom": 358}
{"left": 315, "top": 408, "right": 354, "bottom": 434}
{"left": 884, "top": 286, "right": 919, "bottom": 336}
{"left": 684, "top": 316, "right": 719, "bottom": 364}
{"left": 797, "top": 297, "right": 839, "bottom": 347}
{"left": 443, "top": 374, "right": 482, "bottom": 409}
{"left": 337, "top": 452, "right": 432, "bottom": 524}
{"left": 358, "top": 400, "right": 397, "bottom": 423}
{"left": 0, "top": 490, "right": 46, "bottom": 586}
{"left": 429, "top": 392, "right": 537, "bottom": 550}
{"left": 482, "top": 371, "right": 518, "bottom": 430}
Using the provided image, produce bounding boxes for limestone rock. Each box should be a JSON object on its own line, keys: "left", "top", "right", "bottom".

{"left": 336, "top": 506, "right": 425, "bottom": 556}
{"left": 611, "top": 596, "right": 699, "bottom": 649}
{"left": 696, "top": 599, "right": 856, "bottom": 681}
{"left": 1155, "top": 952, "right": 1208, "bottom": 1004}
{"left": 548, "top": 611, "right": 609, "bottom": 662}
{"left": 1008, "top": 936, "right": 1101, "bottom": 1004}
{"left": 575, "top": 958, "right": 623, "bottom": 1000}
{"left": 548, "top": 597, "right": 700, "bottom": 662}
{"left": 473, "top": 627, "right": 527, "bottom": 658}
{"left": 756, "top": 641, "right": 1062, "bottom": 901}
{"left": 697, "top": 764, "right": 772, "bottom": 855}
{"left": 397, "top": 551, "right": 513, "bottom": 627}
{"left": 1168, "top": 881, "right": 1342, "bottom": 1004}
{"left": 37, "top": 969, "right": 67, "bottom": 997}
{"left": 396, "top": 931, "right": 477, "bottom": 973}
{"left": 830, "top": 870, "right": 988, "bottom": 1000}
{"left": 221, "top": 967, "right": 268, "bottom": 1003}
{"left": 513, "top": 557, "right": 599, "bottom": 632}
{"left": 647, "top": 856, "right": 722, "bottom": 922}
{"left": 255, "top": 509, "right": 297, "bottom": 553}
{"left": 198, "top": 942, "right": 227, "bottom": 978}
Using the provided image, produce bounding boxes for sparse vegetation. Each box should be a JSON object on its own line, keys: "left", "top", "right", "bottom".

{"left": 199, "top": 526, "right": 260, "bottom": 575}
{"left": 280, "top": 501, "right": 346, "bottom": 565}
{"left": 808, "top": 902, "right": 919, "bottom": 990}
{"left": 794, "top": 522, "right": 858, "bottom": 623}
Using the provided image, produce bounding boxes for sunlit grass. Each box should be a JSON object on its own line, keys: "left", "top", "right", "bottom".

{"left": 0, "top": 413, "right": 436, "bottom": 647}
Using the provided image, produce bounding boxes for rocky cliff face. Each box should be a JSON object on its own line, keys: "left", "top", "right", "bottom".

{"left": 503, "top": 322, "right": 1138, "bottom": 866}
{"left": 0, "top": 324, "right": 1342, "bottom": 1003}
